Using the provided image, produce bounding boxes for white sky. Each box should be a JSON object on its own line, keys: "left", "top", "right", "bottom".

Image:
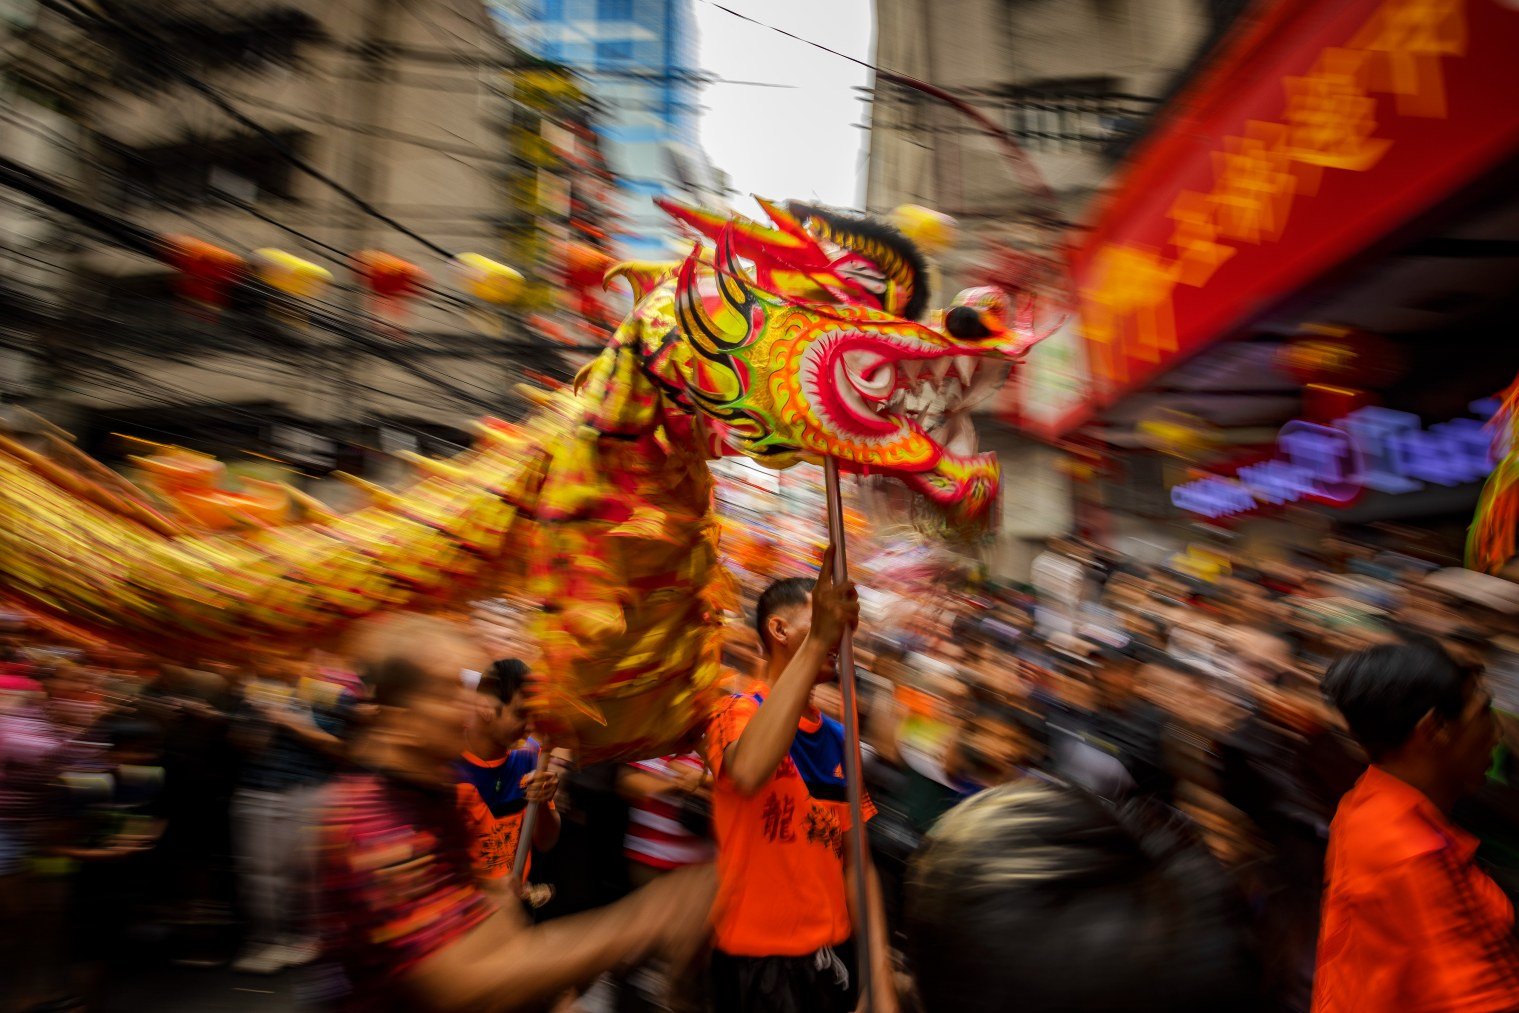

{"left": 692, "top": 0, "right": 874, "bottom": 214}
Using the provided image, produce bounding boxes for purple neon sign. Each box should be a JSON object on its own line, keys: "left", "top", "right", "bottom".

{"left": 1172, "top": 402, "right": 1503, "bottom": 520}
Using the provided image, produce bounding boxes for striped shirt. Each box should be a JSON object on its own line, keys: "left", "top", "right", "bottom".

{"left": 624, "top": 753, "right": 714, "bottom": 871}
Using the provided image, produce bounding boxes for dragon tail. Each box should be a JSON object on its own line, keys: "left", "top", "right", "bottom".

{"left": 0, "top": 411, "right": 556, "bottom": 657}
{"left": 1468, "top": 377, "right": 1519, "bottom": 574}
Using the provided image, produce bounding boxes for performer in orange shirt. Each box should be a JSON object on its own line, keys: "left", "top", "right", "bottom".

{"left": 702, "top": 555, "right": 895, "bottom": 1013}
{"left": 1314, "top": 635, "right": 1519, "bottom": 1013}
{"left": 453, "top": 659, "right": 559, "bottom": 885}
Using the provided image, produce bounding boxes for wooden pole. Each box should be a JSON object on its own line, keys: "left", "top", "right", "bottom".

{"left": 823, "top": 456, "right": 874, "bottom": 1010}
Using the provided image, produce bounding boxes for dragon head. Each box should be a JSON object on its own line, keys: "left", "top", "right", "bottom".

{"left": 649, "top": 200, "right": 1032, "bottom": 531}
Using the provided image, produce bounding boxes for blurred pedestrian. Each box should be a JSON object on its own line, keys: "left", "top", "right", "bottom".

{"left": 906, "top": 780, "right": 1260, "bottom": 1012}
{"left": 615, "top": 752, "right": 714, "bottom": 1011}
{"left": 1313, "top": 636, "right": 1518, "bottom": 1012}
{"left": 229, "top": 655, "right": 350, "bottom": 974}
{"left": 317, "top": 614, "right": 714, "bottom": 1012}
{"left": 55, "top": 716, "right": 167, "bottom": 1005}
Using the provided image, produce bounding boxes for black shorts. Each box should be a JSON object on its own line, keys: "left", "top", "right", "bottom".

{"left": 709, "top": 939, "right": 857, "bottom": 1013}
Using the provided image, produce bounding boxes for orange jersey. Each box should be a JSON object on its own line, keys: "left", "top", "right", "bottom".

{"left": 451, "top": 744, "right": 549, "bottom": 881}
{"left": 1313, "top": 765, "right": 1519, "bottom": 1012}
{"left": 703, "top": 690, "right": 875, "bottom": 957}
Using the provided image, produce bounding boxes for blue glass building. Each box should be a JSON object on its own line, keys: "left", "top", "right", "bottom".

{"left": 496, "top": 0, "right": 726, "bottom": 258}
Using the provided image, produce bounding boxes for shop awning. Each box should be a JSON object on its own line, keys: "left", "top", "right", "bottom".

{"left": 1034, "top": 0, "right": 1519, "bottom": 437}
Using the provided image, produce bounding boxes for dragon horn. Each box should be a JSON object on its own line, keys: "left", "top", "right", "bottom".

{"left": 654, "top": 196, "right": 745, "bottom": 247}
{"left": 752, "top": 197, "right": 813, "bottom": 245}
{"left": 676, "top": 241, "right": 751, "bottom": 353}
{"left": 603, "top": 260, "right": 678, "bottom": 302}
{"left": 714, "top": 221, "right": 758, "bottom": 324}
{"left": 658, "top": 195, "right": 823, "bottom": 267}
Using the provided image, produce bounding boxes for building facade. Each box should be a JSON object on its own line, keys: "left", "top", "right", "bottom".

{"left": 0, "top": 0, "right": 599, "bottom": 476}
{"left": 494, "top": 0, "right": 727, "bottom": 257}
{"left": 866, "top": 0, "right": 1243, "bottom": 289}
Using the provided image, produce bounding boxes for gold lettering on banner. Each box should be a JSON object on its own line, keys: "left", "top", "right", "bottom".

{"left": 1283, "top": 48, "right": 1392, "bottom": 174}
{"left": 1084, "top": 0, "right": 1468, "bottom": 390}
{"left": 1351, "top": 0, "right": 1467, "bottom": 116}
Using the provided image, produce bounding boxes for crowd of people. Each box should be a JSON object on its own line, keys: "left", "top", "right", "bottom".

{"left": 2, "top": 529, "right": 1519, "bottom": 1011}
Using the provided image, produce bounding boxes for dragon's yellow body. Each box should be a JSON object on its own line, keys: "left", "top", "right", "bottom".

{"left": 0, "top": 199, "right": 1039, "bottom": 761}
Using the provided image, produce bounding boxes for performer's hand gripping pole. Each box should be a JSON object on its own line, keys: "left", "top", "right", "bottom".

{"left": 511, "top": 746, "right": 553, "bottom": 883}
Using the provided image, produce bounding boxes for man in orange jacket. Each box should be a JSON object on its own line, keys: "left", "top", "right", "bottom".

{"left": 1314, "top": 635, "right": 1519, "bottom": 1012}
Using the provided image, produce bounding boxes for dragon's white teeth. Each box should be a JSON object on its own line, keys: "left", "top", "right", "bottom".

{"left": 907, "top": 381, "right": 940, "bottom": 416}
{"left": 953, "top": 355, "right": 977, "bottom": 387}
{"left": 929, "top": 358, "right": 952, "bottom": 385}
{"left": 902, "top": 360, "right": 925, "bottom": 385}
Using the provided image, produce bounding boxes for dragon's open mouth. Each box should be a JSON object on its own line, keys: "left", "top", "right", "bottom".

{"left": 803, "top": 333, "right": 1008, "bottom": 473}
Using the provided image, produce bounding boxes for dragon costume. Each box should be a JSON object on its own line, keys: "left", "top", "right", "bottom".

{"left": 1468, "top": 374, "right": 1519, "bottom": 575}
{"left": 0, "top": 199, "right": 1044, "bottom": 762}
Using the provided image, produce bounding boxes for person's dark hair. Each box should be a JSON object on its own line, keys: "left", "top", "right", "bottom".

{"left": 906, "top": 781, "right": 1258, "bottom": 1013}
{"left": 364, "top": 656, "right": 430, "bottom": 708}
{"left": 103, "top": 716, "right": 162, "bottom": 754}
{"left": 478, "top": 658, "right": 529, "bottom": 705}
{"left": 1321, "top": 634, "right": 1473, "bottom": 760}
{"left": 754, "top": 577, "right": 812, "bottom": 654}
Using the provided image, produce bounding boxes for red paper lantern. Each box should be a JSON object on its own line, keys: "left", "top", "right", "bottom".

{"left": 354, "top": 251, "right": 427, "bottom": 298}
{"left": 353, "top": 251, "right": 428, "bottom": 322}
{"left": 166, "top": 235, "right": 245, "bottom": 308}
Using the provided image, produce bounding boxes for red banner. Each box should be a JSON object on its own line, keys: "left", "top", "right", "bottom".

{"left": 1052, "top": 0, "right": 1519, "bottom": 435}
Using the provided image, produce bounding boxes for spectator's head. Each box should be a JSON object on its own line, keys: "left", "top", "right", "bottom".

{"left": 907, "top": 781, "right": 1257, "bottom": 1013}
{"left": 957, "top": 706, "right": 1031, "bottom": 786}
{"left": 1322, "top": 634, "right": 1495, "bottom": 799}
{"left": 255, "top": 652, "right": 305, "bottom": 686}
{"left": 472, "top": 658, "right": 530, "bottom": 752}
{"left": 350, "top": 614, "right": 482, "bottom": 778}
{"left": 756, "top": 576, "right": 835, "bottom": 678}
{"left": 45, "top": 659, "right": 98, "bottom": 702}
{"left": 1094, "top": 646, "right": 1141, "bottom": 707}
